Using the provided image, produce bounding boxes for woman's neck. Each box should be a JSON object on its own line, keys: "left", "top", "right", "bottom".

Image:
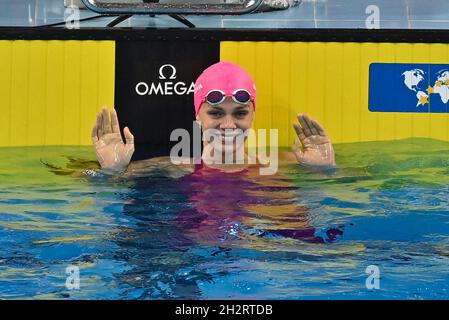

{"left": 201, "top": 143, "right": 257, "bottom": 172}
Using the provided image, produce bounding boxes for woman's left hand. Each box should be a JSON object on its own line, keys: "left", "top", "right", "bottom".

{"left": 292, "top": 113, "right": 336, "bottom": 168}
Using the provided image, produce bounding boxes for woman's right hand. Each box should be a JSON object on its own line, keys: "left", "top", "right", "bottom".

{"left": 91, "top": 107, "right": 135, "bottom": 173}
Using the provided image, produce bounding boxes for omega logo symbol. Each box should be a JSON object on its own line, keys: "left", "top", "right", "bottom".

{"left": 158, "top": 64, "right": 177, "bottom": 80}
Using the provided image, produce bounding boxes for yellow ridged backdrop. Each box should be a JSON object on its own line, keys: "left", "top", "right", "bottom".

{"left": 220, "top": 41, "right": 449, "bottom": 146}
{"left": 0, "top": 40, "right": 115, "bottom": 147}
{"left": 2, "top": 40, "right": 449, "bottom": 147}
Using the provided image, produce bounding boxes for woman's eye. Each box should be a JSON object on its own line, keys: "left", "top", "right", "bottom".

{"left": 234, "top": 111, "right": 249, "bottom": 117}
{"left": 207, "top": 111, "right": 224, "bottom": 117}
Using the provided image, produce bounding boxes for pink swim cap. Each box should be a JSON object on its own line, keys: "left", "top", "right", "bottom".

{"left": 193, "top": 61, "right": 256, "bottom": 115}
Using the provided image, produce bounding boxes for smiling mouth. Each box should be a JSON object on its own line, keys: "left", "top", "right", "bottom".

{"left": 220, "top": 132, "right": 242, "bottom": 144}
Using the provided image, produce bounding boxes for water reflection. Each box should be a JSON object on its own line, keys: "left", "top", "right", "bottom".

{"left": 109, "top": 161, "right": 344, "bottom": 298}
{"left": 2, "top": 138, "right": 449, "bottom": 298}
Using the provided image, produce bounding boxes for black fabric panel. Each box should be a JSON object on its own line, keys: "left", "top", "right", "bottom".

{"left": 115, "top": 40, "right": 219, "bottom": 160}
{"left": 4, "top": 28, "right": 449, "bottom": 44}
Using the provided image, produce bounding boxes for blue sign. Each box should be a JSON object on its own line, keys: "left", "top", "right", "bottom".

{"left": 369, "top": 63, "right": 449, "bottom": 113}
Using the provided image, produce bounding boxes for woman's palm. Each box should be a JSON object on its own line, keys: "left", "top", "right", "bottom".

{"left": 92, "top": 107, "right": 135, "bottom": 172}
{"left": 292, "top": 113, "right": 336, "bottom": 168}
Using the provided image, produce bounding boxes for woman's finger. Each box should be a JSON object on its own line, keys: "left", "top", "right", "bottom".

{"left": 102, "top": 107, "right": 112, "bottom": 134}
{"left": 91, "top": 124, "right": 99, "bottom": 144}
{"left": 123, "top": 126, "right": 134, "bottom": 145}
{"left": 111, "top": 108, "right": 120, "bottom": 133}
{"left": 96, "top": 112, "right": 103, "bottom": 138}
{"left": 297, "top": 113, "right": 312, "bottom": 137}
{"left": 311, "top": 119, "right": 327, "bottom": 137}
{"left": 304, "top": 114, "right": 319, "bottom": 136}
{"left": 293, "top": 123, "right": 306, "bottom": 142}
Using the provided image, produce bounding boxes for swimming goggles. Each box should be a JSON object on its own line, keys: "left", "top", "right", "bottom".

{"left": 205, "top": 89, "right": 253, "bottom": 106}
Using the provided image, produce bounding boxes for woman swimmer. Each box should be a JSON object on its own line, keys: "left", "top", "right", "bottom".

{"left": 90, "top": 61, "right": 343, "bottom": 247}
{"left": 91, "top": 61, "right": 336, "bottom": 175}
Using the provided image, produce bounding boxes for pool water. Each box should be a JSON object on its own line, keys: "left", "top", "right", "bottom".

{"left": 1, "top": 138, "right": 449, "bottom": 299}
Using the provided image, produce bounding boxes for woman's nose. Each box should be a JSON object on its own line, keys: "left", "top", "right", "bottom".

{"left": 219, "top": 115, "right": 237, "bottom": 130}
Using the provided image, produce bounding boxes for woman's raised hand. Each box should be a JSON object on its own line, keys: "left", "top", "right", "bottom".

{"left": 292, "top": 113, "right": 336, "bottom": 168}
{"left": 91, "top": 107, "right": 135, "bottom": 173}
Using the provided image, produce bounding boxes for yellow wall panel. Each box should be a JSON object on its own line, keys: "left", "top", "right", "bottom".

{"left": 80, "top": 41, "right": 100, "bottom": 148}
{"left": 272, "top": 42, "right": 291, "bottom": 147}
{"left": 28, "top": 41, "right": 47, "bottom": 146}
{"left": 323, "top": 42, "right": 343, "bottom": 144}
{"left": 10, "top": 41, "right": 30, "bottom": 146}
{"left": 288, "top": 42, "right": 309, "bottom": 145}
{"left": 0, "top": 40, "right": 115, "bottom": 147}
{"left": 97, "top": 41, "right": 115, "bottom": 115}
{"left": 359, "top": 42, "right": 378, "bottom": 142}
{"left": 45, "top": 41, "right": 64, "bottom": 146}
{"left": 221, "top": 41, "right": 449, "bottom": 145}
{"left": 63, "top": 41, "right": 82, "bottom": 146}
{"left": 0, "top": 41, "right": 12, "bottom": 146}
{"left": 253, "top": 42, "right": 273, "bottom": 146}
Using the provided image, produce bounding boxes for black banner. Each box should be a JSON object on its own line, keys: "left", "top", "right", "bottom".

{"left": 0, "top": 300, "right": 443, "bottom": 318}
{"left": 115, "top": 40, "right": 219, "bottom": 160}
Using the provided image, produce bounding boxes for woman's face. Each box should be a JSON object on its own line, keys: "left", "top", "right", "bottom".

{"left": 196, "top": 97, "right": 255, "bottom": 154}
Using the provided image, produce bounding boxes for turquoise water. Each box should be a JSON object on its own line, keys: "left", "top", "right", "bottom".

{"left": 1, "top": 138, "right": 449, "bottom": 299}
